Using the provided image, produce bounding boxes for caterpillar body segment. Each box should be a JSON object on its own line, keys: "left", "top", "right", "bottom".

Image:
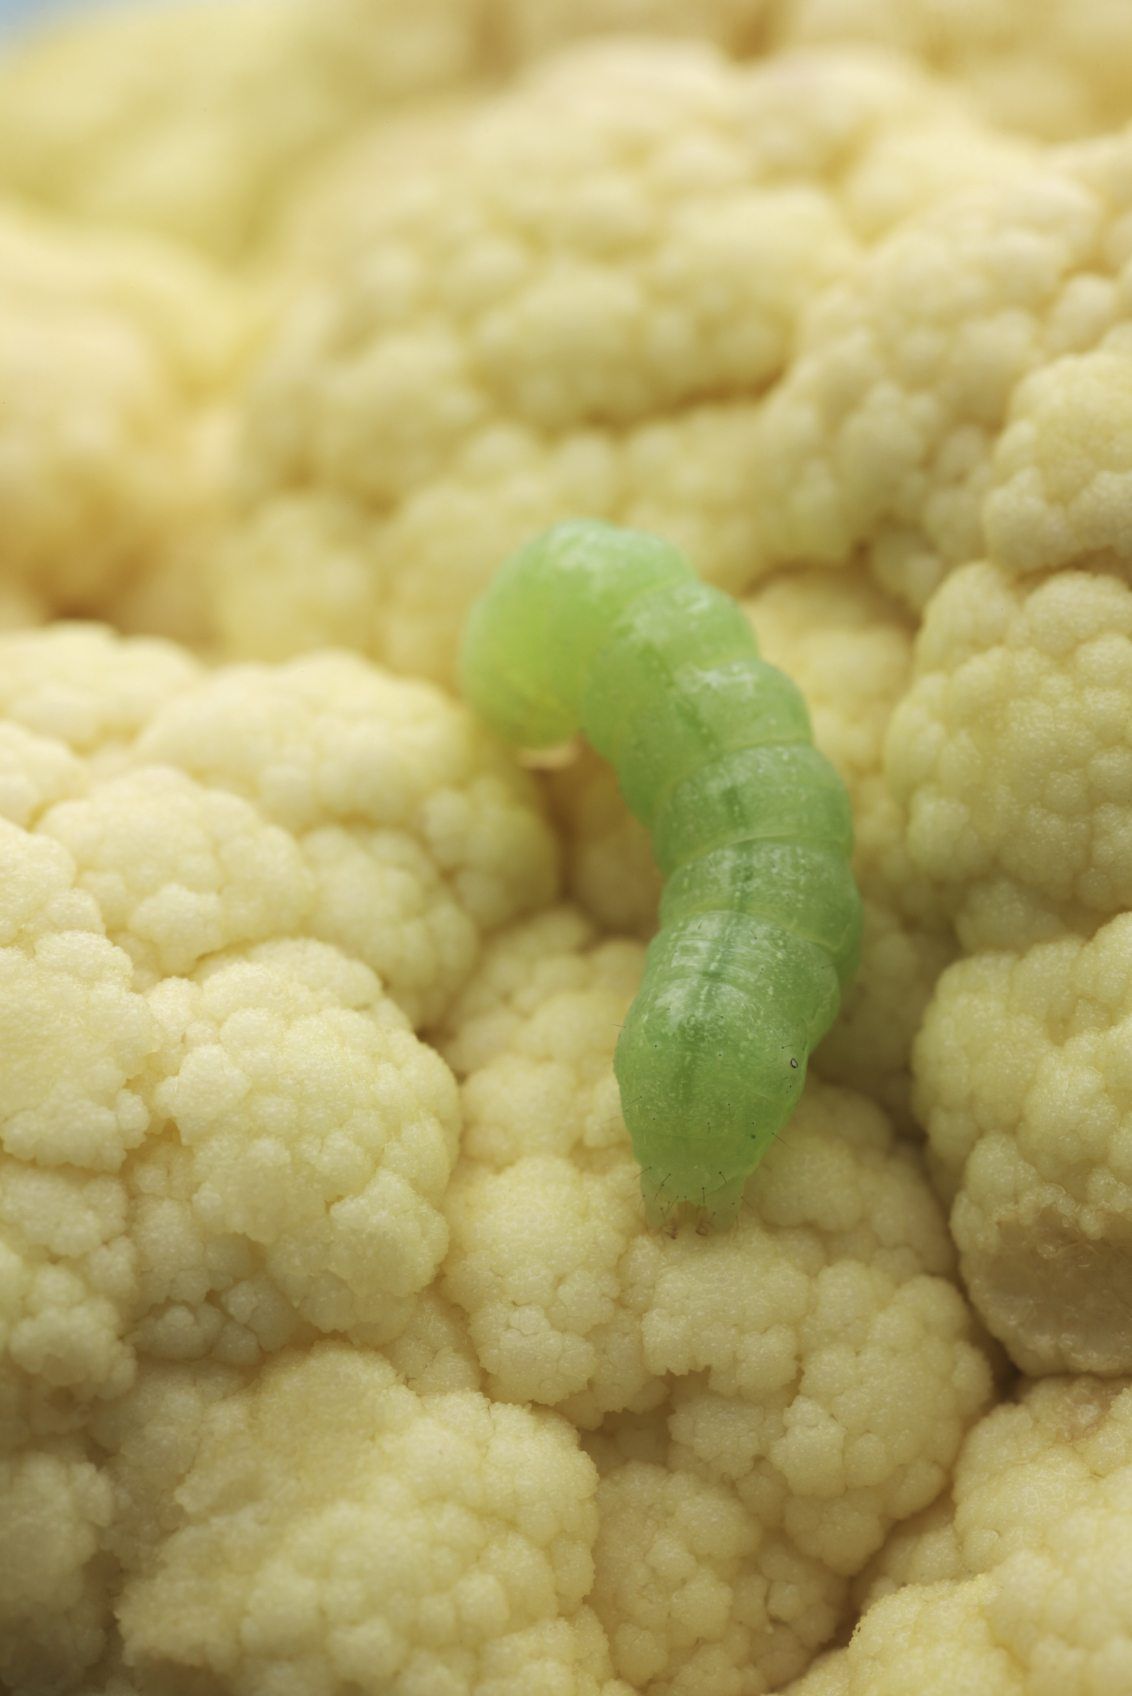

{"left": 460, "top": 520, "right": 862, "bottom": 1225}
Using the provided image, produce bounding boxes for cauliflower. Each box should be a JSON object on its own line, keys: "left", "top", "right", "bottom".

{"left": 548, "top": 568, "right": 954, "bottom": 1122}
{"left": 0, "top": 201, "right": 254, "bottom": 642}
{"left": 115, "top": 1347, "right": 628, "bottom": 1696}
{"left": 0, "top": 623, "right": 562, "bottom": 1688}
{"left": 747, "top": 126, "right": 1132, "bottom": 611}
{"left": 218, "top": 40, "right": 1034, "bottom": 688}
{"left": 489, "top": 0, "right": 774, "bottom": 64}
{"left": 493, "top": 0, "right": 1132, "bottom": 147}
{"left": 781, "top": 0, "right": 1132, "bottom": 141}
{"left": 878, "top": 557, "right": 1132, "bottom": 1373}
{"left": 7, "top": 4, "right": 1132, "bottom": 1685}
{"left": 0, "top": 0, "right": 488, "bottom": 261}
{"left": 436, "top": 908, "right": 994, "bottom": 1691}
{"left": 912, "top": 913, "right": 1132, "bottom": 1375}
{"left": 785, "top": 1376, "right": 1132, "bottom": 1694}
{"left": 886, "top": 562, "right": 1132, "bottom": 954}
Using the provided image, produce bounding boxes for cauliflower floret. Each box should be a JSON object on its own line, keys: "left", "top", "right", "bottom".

{"left": 494, "top": 0, "right": 1132, "bottom": 151}
{"left": 592, "top": 1456, "right": 801, "bottom": 1696}
{"left": 785, "top": 1376, "right": 1132, "bottom": 1694}
{"left": 548, "top": 569, "right": 954, "bottom": 1121}
{"left": 546, "top": 746, "right": 664, "bottom": 942}
{"left": 88, "top": 1293, "right": 480, "bottom": 1603}
{"left": 282, "top": 42, "right": 1032, "bottom": 273}
{"left": 221, "top": 41, "right": 1033, "bottom": 688}
{"left": 436, "top": 910, "right": 993, "bottom": 1691}
{"left": 0, "top": 624, "right": 202, "bottom": 762}
{"left": 132, "top": 649, "right": 558, "bottom": 1024}
{"left": 0, "top": 203, "right": 253, "bottom": 642}
{"left": 0, "top": 1443, "right": 115, "bottom": 1694}
{"left": 491, "top": 0, "right": 773, "bottom": 62}
{"left": 914, "top": 913, "right": 1132, "bottom": 1374}
{"left": 0, "top": 0, "right": 488, "bottom": 261}
{"left": 983, "top": 343, "right": 1132, "bottom": 580}
{"left": 748, "top": 128, "right": 1132, "bottom": 611}
{"left": 116, "top": 1344, "right": 628, "bottom": 1696}
{"left": 887, "top": 561, "right": 1132, "bottom": 953}
{"left": 781, "top": 0, "right": 1132, "bottom": 141}
{"left": 0, "top": 625, "right": 559, "bottom": 1688}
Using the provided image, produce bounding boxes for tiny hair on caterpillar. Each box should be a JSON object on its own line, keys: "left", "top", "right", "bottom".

{"left": 460, "top": 520, "right": 862, "bottom": 1227}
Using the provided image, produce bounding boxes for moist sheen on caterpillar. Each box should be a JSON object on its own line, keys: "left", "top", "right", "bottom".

{"left": 460, "top": 520, "right": 862, "bottom": 1225}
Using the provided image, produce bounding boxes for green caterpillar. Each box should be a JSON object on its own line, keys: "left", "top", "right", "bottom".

{"left": 461, "top": 521, "right": 862, "bottom": 1225}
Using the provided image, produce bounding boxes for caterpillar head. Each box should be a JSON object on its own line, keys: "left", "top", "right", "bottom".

{"left": 614, "top": 982, "right": 806, "bottom": 1229}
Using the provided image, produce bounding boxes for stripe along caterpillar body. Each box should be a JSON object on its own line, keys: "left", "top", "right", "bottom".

{"left": 461, "top": 520, "right": 862, "bottom": 1227}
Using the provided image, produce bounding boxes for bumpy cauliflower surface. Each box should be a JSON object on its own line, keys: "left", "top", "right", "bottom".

{"left": 0, "top": 0, "right": 489, "bottom": 262}
{"left": 785, "top": 1375, "right": 1132, "bottom": 1694}
{"left": 218, "top": 39, "right": 1037, "bottom": 688}
{"left": 115, "top": 1347, "right": 627, "bottom": 1696}
{"left": 748, "top": 126, "right": 1132, "bottom": 611}
{"left": 7, "top": 1, "right": 1132, "bottom": 1688}
{"left": 0, "top": 202, "right": 253, "bottom": 642}
{"left": 437, "top": 907, "right": 994, "bottom": 1692}
{"left": 915, "top": 914, "right": 1132, "bottom": 1376}
{"left": 0, "top": 623, "right": 559, "bottom": 1689}
{"left": 780, "top": 0, "right": 1132, "bottom": 141}
{"left": 493, "top": 0, "right": 1132, "bottom": 146}
{"left": 876, "top": 554, "right": 1132, "bottom": 1375}
{"left": 487, "top": 0, "right": 775, "bottom": 64}
{"left": 887, "top": 561, "right": 1132, "bottom": 954}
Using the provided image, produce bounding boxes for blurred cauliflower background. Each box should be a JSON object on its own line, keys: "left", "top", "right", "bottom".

{"left": 3, "top": 1, "right": 1132, "bottom": 1692}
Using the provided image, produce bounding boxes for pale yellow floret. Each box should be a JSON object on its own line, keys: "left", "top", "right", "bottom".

{"left": 495, "top": 0, "right": 1132, "bottom": 149}
{"left": 0, "top": 625, "right": 560, "bottom": 1689}
{"left": 781, "top": 0, "right": 1132, "bottom": 141}
{"left": 546, "top": 748, "right": 664, "bottom": 942}
{"left": 0, "top": 1444, "right": 115, "bottom": 1695}
{"left": 0, "top": 0, "right": 489, "bottom": 261}
{"left": 116, "top": 1345, "right": 630, "bottom": 1696}
{"left": 437, "top": 910, "right": 993, "bottom": 1691}
{"left": 749, "top": 127, "right": 1132, "bottom": 610}
{"left": 0, "top": 204, "right": 253, "bottom": 642}
{"left": 4, "top": 10, "right": 1128, "bottom": 1685}
{"left": 0, "top": 623, "right": 203, "bottom": 759}
{"left": 134, "top": 650, "right": 559, "bottom": 1025}
{"left": 784, "top": 1377, "right": 1132, "bottom": 1695}
{"left": 915, "top": 913, "right": 1132, "bottom": 1374}
{"left": 221, "top": 41, "right": 1031, "bottom": 688}
{"left": 490, "top": 0, "right": 773, "bottom": 63}
{"left": 984, "top": 345, "right": 1132, "bottom": 579}
{"left": 887, "top": 561, "right": 1132, "bottom": 953}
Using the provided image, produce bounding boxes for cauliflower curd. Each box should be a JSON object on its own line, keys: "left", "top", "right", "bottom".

{"left": 3, "top": 0, "right": 1132, "bottom": 1689}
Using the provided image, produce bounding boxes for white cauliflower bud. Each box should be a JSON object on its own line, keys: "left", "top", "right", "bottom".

{"left": 887, "top": 561, "right": 1132, "bottom": 954}
{"left": 0, "top": 202, "right": 253, "bottom": 644}
{"left": 748, "top": 127, "right": 1132, "bottom": 611}
{"left": 915, "top": 913, "right": 1132, "bottom": 1375}
{"left": 0, "top": 0, "right": 489, "bottom": 261}
{"left": 437, "top": 909, "right": 994, "bottom": 1692}
{"left": 493, "top": 0, "right": 1132, "bottom": 150}
{"left": 0, "top": 624, "right": 558, "bottom": 1691}
{"left": 782, "top": 0, "right": 1132, "bottom": 141}
{"left": 785, "top": 1376, "right": 1132, "bottom": 1695}
{"left": 490, "top": 0, "right": 773, "bottom": 64}
{"left": 222, "top": 40, "right": 1030, "bottom": 689}
{"left": 0, "top": 1444, "right": 115, "bottom": 1693}
{"left": 117, "top": 1345, "right": 630, "bottom": 1696}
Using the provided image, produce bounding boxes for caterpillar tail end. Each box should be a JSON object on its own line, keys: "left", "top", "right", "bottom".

{"left": 641, "top": 1167, "right": 748, "bottom": 1234}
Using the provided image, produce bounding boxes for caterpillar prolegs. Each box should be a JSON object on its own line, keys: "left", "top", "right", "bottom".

{"left": 460, "top": 521, "right": 862, "bottom": 1225}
